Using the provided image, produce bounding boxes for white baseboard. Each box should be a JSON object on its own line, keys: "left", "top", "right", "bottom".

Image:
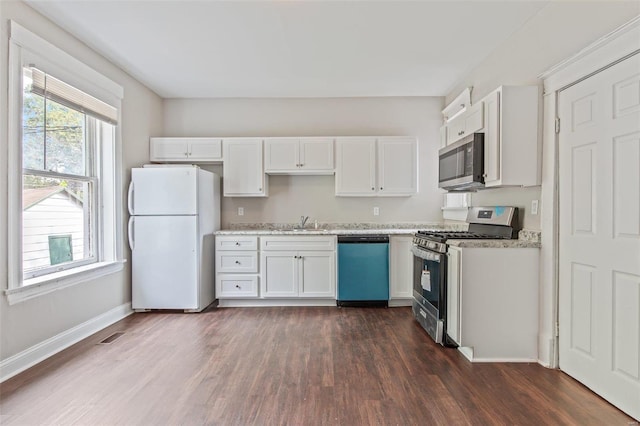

{"left": 218, "top": 299, "right": 338, "bottom": 308}
{"left": 388, "top": 298, "right": 412, "bottom": 307}
{"left": 0, "top": 303, "right": 133, "bottom": 383}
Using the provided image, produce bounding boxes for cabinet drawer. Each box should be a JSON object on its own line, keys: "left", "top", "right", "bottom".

{"left": 216, "top": 236, "right": 258, "bottom": 251}
{"left": 261, "top": 236, "right": 335, "bottom": 251}
{"left": 216, "top": 251, "right": 258, "bottom": 273}
{"left": 216, "top": 275, "right": 259, "bottom": 298}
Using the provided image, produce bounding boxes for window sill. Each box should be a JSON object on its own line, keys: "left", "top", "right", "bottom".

{"left": 5, "top": 260, "right": 126, "bottom": 305}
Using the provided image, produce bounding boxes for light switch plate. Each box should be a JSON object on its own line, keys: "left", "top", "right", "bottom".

{"left": 531, "top": 200, "right": 539, "bottom": 215}
{"left": 238, "top": 207, "right": 244, "bottom": 216}
{"left": 373, "top": 207, "right": 380, "bottom": 216}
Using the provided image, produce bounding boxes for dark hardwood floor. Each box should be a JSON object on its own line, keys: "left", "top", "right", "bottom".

{"left": 0, "top": 307, "right": 634, "bottom": 425}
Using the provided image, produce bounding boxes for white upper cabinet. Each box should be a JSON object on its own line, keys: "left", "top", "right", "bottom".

{"left": 445, "top": 102, "right": 484, "bottom": 146}
{"left": 223, "top": 138, "right": 268, "bottom": 197}
{"left": 480, "top": 86, "right": 540, "bottom": 187}
{"left": 377, "top": 137, "right": 418, "bottom": 196}
{"left": 264, "top": 137, "right": 334, "bottom": 174}
{"left": 150, "top": 137, "right": 222, "bottom": 162}
{"left": 335, "top": 136, "right": 417, "bottom": 197}
{"left": 335, "top": 137, "right": 377, "bottom": 196}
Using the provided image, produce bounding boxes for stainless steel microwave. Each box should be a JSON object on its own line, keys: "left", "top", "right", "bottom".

{"left": 438, "top": 133, "right": 484, "bottom": 191}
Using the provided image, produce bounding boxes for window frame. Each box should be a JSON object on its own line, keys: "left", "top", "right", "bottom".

{"left": 6, "top": 21, "right": 125, "bottom": 305}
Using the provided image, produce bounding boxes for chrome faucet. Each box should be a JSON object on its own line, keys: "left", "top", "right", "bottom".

{"left": 297, "top": 216, "right": 309, "bottom": 229}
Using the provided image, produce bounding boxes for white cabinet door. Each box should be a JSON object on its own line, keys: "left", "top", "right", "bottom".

{"left": 463, "top": 101, "right": 484, "bottom": 135}
{"left": 335, "top": 137, "right": 377, "bottom": 196}
{"left": 223, "top": 138, "right": 267, "bottom": 197}
{"left": 150, "top": 138, "right": 189, "bottom": 161}
{"left": 299, "top": 251, "right": 335, "bottom": 298}
{"left": 261, "top": 251, "right": 298, "bottom": 297}
{"left": 479, "top": 86, "right": 539, "bottom": 188}
{"left": 150, "top": 137, "right": 222, "bottom": 162}
{"left": 299, "top": 137, "right": 334, "bottom": 172}
{"left": 389, "top": 236, "right": 413, "bottom": 299}
{"left": 188, "top": 138, "right": 222, "bottom": 161}
{"left": 483, "top": 90, "right": 501, "bottom": 186}
{"left": 264, "top": 138, "right": 299, "bottom": 172}
{"left": 445, "top": 102, "right": 484, "bottom": 145}
{"left": 377, "top": 137, "right": 417, "bottom": 196}
{"left": 446, "top": 246, "right": 462, "bottom": 346}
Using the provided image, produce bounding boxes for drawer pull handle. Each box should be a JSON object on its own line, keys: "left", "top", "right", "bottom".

{"left": 235, "top": 261, "right": 241, "bottom": 264}
{"left": 235, "top": 284, "right": 241, "bottom": 289}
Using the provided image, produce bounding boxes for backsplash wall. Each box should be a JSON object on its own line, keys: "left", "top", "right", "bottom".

{"left": 162, "top": 97, "right": 446, "bottom": 228}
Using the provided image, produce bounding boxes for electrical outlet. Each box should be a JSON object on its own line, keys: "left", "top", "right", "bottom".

{"left": 531, "top": 200, "right": 539, "bottom": 215}
{"left": 238, "top": 207, "right": 244, "bottom": 216}
{"left": 373, "top": 207, "right": 379, "bottom": 216}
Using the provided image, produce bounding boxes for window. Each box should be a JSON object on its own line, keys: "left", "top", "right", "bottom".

{"left": 7, "top": 21, "right": 124, "bottom": 302}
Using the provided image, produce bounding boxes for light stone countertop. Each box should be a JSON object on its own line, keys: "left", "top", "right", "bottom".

{"left": 214, "top": 223, "right": 450, "bottom": 236}
{"left": 447, "top": 239, "right": 540, "bottom": 249}
{"left": 214, "top": 223, "right": 541, "bottom": 248}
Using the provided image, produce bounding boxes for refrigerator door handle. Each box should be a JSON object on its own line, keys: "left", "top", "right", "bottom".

{"left": 127, "top": 181, "right": 134, "bottom": 215}
{"left": 128, "top": 217, "right": 135, "bottom": 251}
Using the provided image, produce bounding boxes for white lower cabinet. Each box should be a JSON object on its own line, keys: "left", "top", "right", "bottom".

{"left": 446, "top": 245, "right": 539, "bottom": 362}
{"left": 215, "top": 236, "right": 259, "bottom": 298}
{"left": 260, "top": 236, "right": 336, "bottom": 299}
{"left": 389, "top": 235, "right": 413, "bottom": 305}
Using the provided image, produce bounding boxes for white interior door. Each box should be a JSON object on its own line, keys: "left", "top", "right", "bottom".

{"left": 558, "top": 53, "right": 640, "bottom": 420}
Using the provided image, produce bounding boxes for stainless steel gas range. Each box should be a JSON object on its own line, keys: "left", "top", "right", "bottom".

{"left": 411, "top": 206, "right": 520, "bottom": 345}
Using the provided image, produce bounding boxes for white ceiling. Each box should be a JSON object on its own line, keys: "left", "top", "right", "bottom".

{"left": 25, "top": 0, "right": 548, "bottom": 99}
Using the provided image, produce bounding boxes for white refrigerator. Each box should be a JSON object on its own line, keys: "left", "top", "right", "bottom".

{"left": 128, "top": 165, "right": 220, "bottom": 312}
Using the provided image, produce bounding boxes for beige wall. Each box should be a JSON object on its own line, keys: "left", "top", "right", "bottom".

{"left": 163, "top": 97, "right": 445, "bottom": 228}
{"left": 445, "top": 1, "right": 640, "bottom": 232}
{"left": 0, "top": 1, "right": 163, "bottom": 361}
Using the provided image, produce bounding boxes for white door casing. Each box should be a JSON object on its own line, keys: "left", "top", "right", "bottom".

{"left": 558, "top": 53, "right": 640, "bottom": 420}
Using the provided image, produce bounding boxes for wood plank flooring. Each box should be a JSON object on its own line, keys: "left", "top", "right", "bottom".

{"left": 0, "top": 307, "right": 634, "bottom": 425}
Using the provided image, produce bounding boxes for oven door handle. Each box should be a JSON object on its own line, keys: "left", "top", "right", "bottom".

{"left": 411, "top": 245, "right": 442, "bottom": 262}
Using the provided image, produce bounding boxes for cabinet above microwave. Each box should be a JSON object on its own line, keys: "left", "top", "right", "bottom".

{"left": 439, "top": 85, "right": 540, "bottom": 189}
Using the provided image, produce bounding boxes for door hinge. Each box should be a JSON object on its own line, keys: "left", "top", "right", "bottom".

{"left": 555, "top": 322, "right": 560, "bottom": 338}
{"left": 555, "top": 117, "right": 561, "bottom": 134}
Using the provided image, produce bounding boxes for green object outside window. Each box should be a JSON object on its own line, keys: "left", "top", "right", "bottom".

{"left": 48, "top": 235, "right": 73, "bottom": 265}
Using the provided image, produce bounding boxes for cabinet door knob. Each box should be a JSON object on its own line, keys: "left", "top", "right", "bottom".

{"left": 380, "top": 187, "right": 383, "bottom": 190}
{"left": 235, "top": 242, "right": 240, "bottom": 246}
{"left": 235, "top": 260, "right": 241, "bottom": 264}
{"left": 300, "top": 163, "right": 304, "bottom": 167}
{"left": 483, "top": 173, "right": 488, "bottom": 178}
{"left": 184, "top": 152, "right": 189, "bottom": 156}
{"left": 258, "top": 188, "right": 262, "bottom": 191}
{"left": 371, "top": 187, "right": 375, "bottom": 190}
{"left": 235, "top": 284, "right": 241, "bottom": 289}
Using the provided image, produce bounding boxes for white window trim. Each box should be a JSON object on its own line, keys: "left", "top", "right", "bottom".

{"left": 6, "top": 21, "right": 125, "bottom": 303}
{"left": 5, "top": 261, "right": 126, "bottom": 305}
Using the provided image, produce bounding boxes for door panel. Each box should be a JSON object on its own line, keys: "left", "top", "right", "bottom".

{"left": 131, "top": 167, "right": 197, "bottom": 215}
{"left": 559, "top": 53, "right": 640, "bottom": 419}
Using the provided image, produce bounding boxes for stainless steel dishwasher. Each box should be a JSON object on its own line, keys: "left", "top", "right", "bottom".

{"left": 337, "top": 235, "right": 389, "bottom": 307}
